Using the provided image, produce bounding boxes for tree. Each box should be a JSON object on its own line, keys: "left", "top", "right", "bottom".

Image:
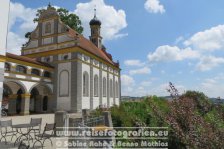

{"left": 25, "top": 6, "right": 83, "bottom": 38}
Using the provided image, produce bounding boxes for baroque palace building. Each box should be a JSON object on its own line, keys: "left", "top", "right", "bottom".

{"left": 0, "top": 5, "right": 121, "bottom": 115}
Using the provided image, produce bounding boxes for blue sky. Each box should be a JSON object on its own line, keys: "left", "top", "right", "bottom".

{"left": 8, "top": 0, "right": 224, "bottom": 98}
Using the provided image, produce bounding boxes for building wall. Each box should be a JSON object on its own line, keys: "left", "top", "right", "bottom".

{"left": 57, "top": 62, "right": 71, "bottom": 111}
{"left": 92, "top": 66, "right": 100, "bottom": 109}
{"left": 102, "top": 70, "right": 108, "bottom": 107}
{"left": 82, "top": 62, "right": 90, "bottom": 110}
{"left": 78, "top": 53, "right": 120, "bottom": 110}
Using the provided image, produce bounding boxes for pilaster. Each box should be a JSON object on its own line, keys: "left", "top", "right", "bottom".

{"left": 20, "top": 93, "right": 31, "bottom": 115}
{"left": 70, "top": 52, "right": 82, "bottom": 113}
{"left": 113, "top": 74, "right": 115, "bottom": 105}
{"left": 99, "top": 63, "right": 102, "bottom": 106}
{"left": 52, "top": 55, "right": 58, "bottom": 111}
{"left": 107, "top": 69, "right": 110, "bottom": 108}
{"left": 90, "top": 58, "right": 93, "bottom": 110}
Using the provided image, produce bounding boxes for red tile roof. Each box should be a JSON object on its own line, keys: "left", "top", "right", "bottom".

{"left": 6, "top": 53, "right": 54, "bottom": 68}
{"left": 68, "top": 28, "right": 119, "bottom": 67}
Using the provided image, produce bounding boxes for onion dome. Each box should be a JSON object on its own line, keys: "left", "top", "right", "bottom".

{"left": 89, "top": 8, "right": 101, "bottom": 26}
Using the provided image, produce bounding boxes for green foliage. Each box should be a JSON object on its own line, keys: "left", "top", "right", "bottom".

{"left": 25, "top": 6, "right": 83, "bottom": 38}
{"left": 55, "top": 8, "right": 83, "bottom": 34}
{"left": 182, "top": 91, "right": 212, "bottom": 115}
{"left": 110, "top": 92, "right": 224, "bottom": 148}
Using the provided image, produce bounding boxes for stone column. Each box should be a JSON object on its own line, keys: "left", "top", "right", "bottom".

{"left": 113, "top": 74, "right": 115, "bottom": 105}
{"left": 90, "top": 59, "right": 93, "bottom": 110}
{"left": 52, "top": 55, "right": 58, "bottom": 112}
{"left": 70, "top": 53, "right": 82, "bottom": 113}
{"left": 99, "top": 63, "right": 102, "bottom": 106}
{"left": 118, "top": 70, "right": 121, "bottom": 105}
{"left": 8, "top": 94, "right": 17, "bottom": 115}
{"left": 107, "top": 69, "right": 110, "bottom": 108}
{"left": 20, "top": 93, "right": 31, "bottom": 115}
{"left": 27, "top": 67, "right": 32, "bottom": 75}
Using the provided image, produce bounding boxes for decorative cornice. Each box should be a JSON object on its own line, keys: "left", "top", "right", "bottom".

{"left": 21, "top": 93, "right": 31, "bottom": 98}
{"left": 9, "top": 94, "right": 18, "bottom": 99}
{"left": 24, "top": 46, "right": 120, "bottom": 70}
{"left": 55, "top": 58, "right": 119, "bottom": 77}
{"left": 22, "top": 40, "right": 74, "bottom": 51}
{"left": 5, "top": 71, "right": 53, "bottom": 80}
{"left": 0, "top": 57, "right": 6, "bottom": 62}
{"left": 0, "top": 55, "right": 54, "bottom": 71}
{"left": 4, "top": 76, "right": 52, "bottom": 83}
{"left": 29, "top": 32, "right": 69, "bottom": 41}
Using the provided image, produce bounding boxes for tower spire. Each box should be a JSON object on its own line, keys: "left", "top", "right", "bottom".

{"left": 94, "top": 5, "right": 96, "bottom": 18}
{"left": 48, "top": 2, "right": 51, "bottom": 8}
{"left": 89, "top": 5, "right": 102, "bottom": 49}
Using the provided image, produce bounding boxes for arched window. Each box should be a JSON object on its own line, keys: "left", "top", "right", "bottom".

{"left": 94, "top": 75, "right": 99, "bottom": 97}
{"left": 45, "top": 22, "right": 51, "bottom": 34}
{"left": 44, "top": 57, "right": 50, "bottom": 62}
{"left": 16, "top": 65, "right": 27, "bottom": 74}
{"left": 103, "top": 77, "right": 106, "bottom": 97}
{"left": 5, "top": 63, "right": 10, "bottom": 71}
{"left": 31, "top": 69, "right": 40, "bottom": 76}
{"left": 110, "top": 79, "right": 113, "bottom": 98}
{"left": 59, "top": 70, "right": 69, "bottom": 96}
{"left": 83, "top": 72, "right": 89, "bottom": 97}
{"left": 63, "top": 55, "right": 68, "bottom": 60}
{"left": 115, "top": 81, "right": 119, "bottom": 98}
{"left": 43, "top": 71, "right": 51, "bottom": 78}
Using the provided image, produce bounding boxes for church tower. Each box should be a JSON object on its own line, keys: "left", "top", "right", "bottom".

{"left": 89, "top": 8, "right": 102, "bottom": 49}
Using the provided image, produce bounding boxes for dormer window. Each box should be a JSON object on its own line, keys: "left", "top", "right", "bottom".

{"left": 63, "top": 55, "right": 68, "bottom": 60}
{"left": 5, "top": 63, "right": 10, "bottom": 71}
{"left": 44, "top": 71, "right": 51, "bottom": 78}
{"left": 44, "top": 57, "right": 50, "bottom": 62}
{"left": 31, "top": 69, "right": 40, "bottom": 76}
{"left": 45, "top": 22, "right": 51, "bottom": 34}
{"left": 16, "top": 65, "right": 27, "bottom": 74}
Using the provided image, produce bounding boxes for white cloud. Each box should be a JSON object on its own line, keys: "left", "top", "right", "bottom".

{"left": 74, "top": 0, "right": 127, "bottom": 40}
{"left": 148, "top": 45, "right": 200, "bottom": 62}
{"left": 124, "top": 59, "right": 145, "bottom": 67}
{"left": 175, "top": 36, "right": 184, "bottom": 44}
{"left": 7, "top": 32, "right": 26, "bottom": 54}
{"left": 200, "top": 76, "right": 224, "bottom": 98}
{"left": 161, "top": 70, "right": 165, "bottom": 74}
{"left": 129, "top": 67, "right": 151, "bottom": 75}
{"left": 140, "top": 81, "right": 152, "bottom": 87}
{"left": 196, "top": 56, "right": 224, "bottom": 71}
{"left": 7, "top": 2, "right": 36, "bottom": 54}
{"left": 144, "top": 0, "right": 165, "bottom": 14}
{"left": 9, "top": 2, "right": 36, "bottom": 32}
{"left": 7, "top": 0, "right": 127, "bottom": 54}
{"left": 184, "top": 25, "right": 224, "bottom": 51}
{"left": 121, "top": 74, "right": 136, "bottom": 96}
{"left": 121, "top": 75, "right": 135, "bottom": 86}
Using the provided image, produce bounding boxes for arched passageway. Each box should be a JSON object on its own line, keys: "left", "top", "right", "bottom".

{"left": 3, "top": 81, "right": 27, "bottom": 115}
{"left": 29, "top": 84, "right": 52, "bottom": 113}
{"left": 3, "top": 81, "right": 53, "bottom": 115}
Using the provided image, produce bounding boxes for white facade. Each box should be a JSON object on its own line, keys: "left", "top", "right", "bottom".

{"left": 1, "top": 4, "right": 121, "bottom": 115}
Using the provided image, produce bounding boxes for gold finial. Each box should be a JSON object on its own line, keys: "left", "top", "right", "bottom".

{"left": 48, "top": 2, "right": 51, "bottom": 8}
{"left": 94, "top": 5, "right": 96, "bottom": 18}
